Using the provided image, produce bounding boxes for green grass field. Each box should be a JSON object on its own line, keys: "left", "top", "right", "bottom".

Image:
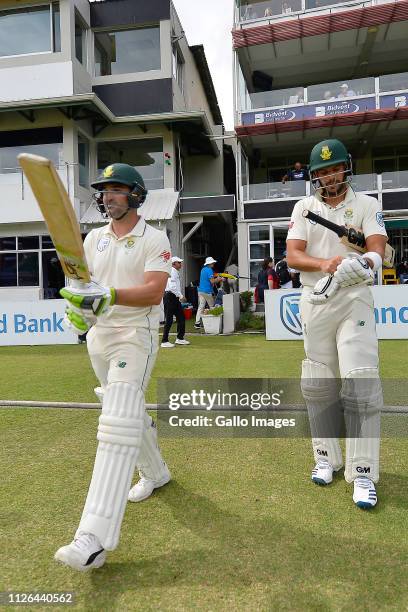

{"left": 1, "top": 337, "right": 408, "bottom": 611}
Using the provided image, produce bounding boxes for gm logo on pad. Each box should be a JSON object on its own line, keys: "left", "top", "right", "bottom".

{"left": 280, "top": 293, "right": 302, "bottom": 336}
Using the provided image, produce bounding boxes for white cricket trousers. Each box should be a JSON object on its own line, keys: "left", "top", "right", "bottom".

{"left": 76, "top": 325, "right": 160, "bottom": 550}
{"left": 300, "top": 284, "right": 382, "bottom": 483}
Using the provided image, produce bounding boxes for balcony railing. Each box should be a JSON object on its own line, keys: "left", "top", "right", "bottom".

{"left": 236, "top": 0, "right": 382, "bottom": 23}
{"left": 239, "top": 72, "right": 408, "bottom": 125}
{"left": 0, "top": 164, "right": 75, "bottom": 224}
{"left": 243, "top": 172, "right": 408, "bottom": 202}
{"left": 247, "top": 180, "right": 307, "bottom": 200}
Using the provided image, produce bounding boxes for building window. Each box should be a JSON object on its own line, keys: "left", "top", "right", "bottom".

{"left": 0, "top": 128, "right": 63, "bottom": 175}
{"left": 0, "top": 234, "right": 64, "bottom": 295}
{"left": 172, "top": 44, "right": 184, "bottom": 91}
{"left": 248, "top": 224, "right": 272, "bottom": 286}
{"left": 94, "top": 26, "right": 161, "bottom": 76}
{"left": 0, "top": 3, "right": 60, "bottom": 57}
{"left": 75, "top": 11, "right": 87, "bottom": 66}
{"left": 78, "top": 134, "right": 89, "bottom": 188}
{"left": 52, "top": 3, "right": 61, "bottom": 53}
{"left": 97, "top": 138, "right": 164, "bottom": 190}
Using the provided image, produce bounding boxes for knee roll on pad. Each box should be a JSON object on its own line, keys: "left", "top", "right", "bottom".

{"left": 77, "top": 382, "right": 145, "bottom": 550}
{"left": 301, "top": 359, "right": 343, "bottom": 470}
{"left": 136, "top": 412, "right": 168, "bottom": 481}
{"left": 341, "top": 368, "right": 382, "bottom": 483}
{"left": 94, "top": 386, "right": 104, "bottom": 404}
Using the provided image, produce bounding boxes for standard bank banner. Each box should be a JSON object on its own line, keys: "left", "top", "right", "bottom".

{"left": 0, "top": 300, "right": 77, "bottom": 345}
{"left": 265, "top": 286, "right": 408, "bottom": 340}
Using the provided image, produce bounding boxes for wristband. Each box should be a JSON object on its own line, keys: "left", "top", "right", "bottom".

{"left": 362, "top": 251, "right": 382, "bottom": 272}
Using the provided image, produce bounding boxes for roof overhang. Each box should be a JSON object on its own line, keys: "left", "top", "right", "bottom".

{"left": 80, "top": 189, "right": 180, "bottom": 225}
{"left": 190, "top": 44, "right": 224, "bottom": 127}
{"left": 0, "top": 94, "right": 220, "bottom": 154}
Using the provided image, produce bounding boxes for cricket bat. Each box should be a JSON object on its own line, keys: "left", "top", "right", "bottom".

{"left": 219, "top": 272, "right": 250, "bottom": 280}
{"left": 302, "top": 209, "right": 395, "bottom": 268}
{"left": 18, "top": 154, "right": 91, "bottom": 284}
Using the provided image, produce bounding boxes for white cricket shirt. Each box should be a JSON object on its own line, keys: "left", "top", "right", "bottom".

{"left": 287, "top": 187, "right": 388, "bottom": 287}
{"left": 84, "top": 217, "right": 171, "bottom": 329}
{"left": 165, "top": 267, "right": 182, "bottom": 298}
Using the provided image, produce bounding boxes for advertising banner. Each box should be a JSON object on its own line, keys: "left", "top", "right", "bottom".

{"left": 242, "top": 97, "right": 376, "bottom": 126}
{"left": 0, "top": 300, "right": 77, "bottom": 346}
{"left": 265, "top": 286, "right": 408, "bottom": 340}
{"left": 379, "top": 93, "right": 408, "bottom": 109}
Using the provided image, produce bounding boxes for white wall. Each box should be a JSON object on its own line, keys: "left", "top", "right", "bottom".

{"left": 0, "top": 62, "right": 74, "bottom": 103}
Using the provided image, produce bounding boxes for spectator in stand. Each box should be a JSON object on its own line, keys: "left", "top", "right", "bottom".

{"left": 337, "top": 83, "right": 357, "bottom": 99}
{"left": 396, "top": 259, "right": 408, "bottom": 284}
{"left": 282, "top": 162, "right": 308, "bottom": 183}
{"left": 324, "top": 90, "right": 335, "bottom": 101}
{"left": 281, "top": 2, "right": 293, "bottom": 14}
{"left": 194, "top": 256, "right": 222, "bottom": 329}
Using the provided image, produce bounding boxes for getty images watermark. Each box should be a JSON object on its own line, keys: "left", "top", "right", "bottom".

{"left": 157, "top": 379, "right": 306, "bottom": 438}
{"left": 156, "top": 378, "right": 408, "bottom": 438}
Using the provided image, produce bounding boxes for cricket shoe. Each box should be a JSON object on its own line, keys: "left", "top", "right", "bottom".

{"left": 311, "top": 459, "right": 336, "bottom": 485}
{"left": 194, "top": 323, "right": 202, "bottom": 329}
{"left": 175, "top": 338, "right": 190, "bottom": 345}
{"left": 128, "top": 466, "right": 171, "bottom": 503}
{"left": 353, "top": 477, "right": 377, "bottom": 509}
{"left": 161, "top": 342, "right": 175, "bottom": 348}
{"left": 54, "top": 532, "right": 106, "bottom": 572}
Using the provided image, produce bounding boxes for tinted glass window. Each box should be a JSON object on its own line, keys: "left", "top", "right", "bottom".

{"left": 18, "top": 253, "right": 39, "bottom": 286}
{"left": 95, "top": 27, "right": 160, "bottom": 76}
{"left": 0, "top": 254, "right": 17, "bottom": 286}
{"left": 0, "top": 6, "right": 51, "bottom": 57}
{"left": 18, "top": 236, "right": 40, "bottom": 250}
{"left": 0, "top": 237, "right": 16, "bottom": 251}
{"left": 97, "top": 138, "right": 164, "bottom": 190}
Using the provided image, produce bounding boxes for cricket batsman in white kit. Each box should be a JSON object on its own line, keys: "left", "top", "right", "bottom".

{"left": 55, "top": 163, "right": 172, "bottom": 570}
{"left": 286, "top": 139, "right": 389, "bottom": 509}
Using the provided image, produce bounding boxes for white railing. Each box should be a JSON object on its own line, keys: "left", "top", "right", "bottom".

{"left": 248, "top": 180, "right": 307, "bottom": 200}
{"left": 0, "top": 164, "right": 76, "bottom": 224}
{"left": 243, "top": 172, "right": 408, "bottom": 202}
{"left": 236, "top": 0, "right": 389, "bottom": 23}
{"left": 240, "top": 72, "right": 408, "bottom": 114}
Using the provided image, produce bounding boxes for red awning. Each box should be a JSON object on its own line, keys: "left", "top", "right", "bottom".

{"left": 235, "top": 107, "right": 408, "bottom": 137}
{"left": 232, "top": 1, "right": 408, "bottom": 48}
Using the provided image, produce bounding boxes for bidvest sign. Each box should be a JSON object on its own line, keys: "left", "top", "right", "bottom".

{"left": 0, "top": 300, "right": 77, "bottom": 345}
{"left": 265, "top": 286, "right": 408, "bottom": 340}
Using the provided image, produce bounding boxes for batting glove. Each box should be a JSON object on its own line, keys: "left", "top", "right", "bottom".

{"left": 60, "top": 281, "right": 116, "bottom": 316}
{"left": 63, "top": 307, "right": 96, "bottom": 335}
{"left": 308, "top": 274, "right": 340, "bottom": 305}
{"left": 333, "top": 254, "right": 374, "bottom": 288}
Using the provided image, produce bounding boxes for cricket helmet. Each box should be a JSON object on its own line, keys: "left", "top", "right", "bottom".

{"left": 91, "top": 163, "right": 147, "bottom": 207}
{"left": 309, "top": 139, "right": 353, "bottom": 194}
{"left": 309, "top": 139, "right": 351, "bottom": 173}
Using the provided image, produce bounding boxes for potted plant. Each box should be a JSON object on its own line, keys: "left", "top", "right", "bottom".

{"left": 201, "top": 306, "right": 224, "bottom": 335}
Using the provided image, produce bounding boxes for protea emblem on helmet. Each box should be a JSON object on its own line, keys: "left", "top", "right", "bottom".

{"left": 103, "top": 165, "right": 115, "bottom": 178}
{"left": 320, "top": 146, "right": 332, "bottom": 161}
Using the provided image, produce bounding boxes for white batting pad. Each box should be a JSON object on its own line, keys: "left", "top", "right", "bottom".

{"left": 137, "top": 413, "right": 168, "bottom": 482}
{"left": 77, "top": 381, "right": 144, "bottom": 550}
{"left": 301, "top": 359, "right": 343, "bottom": 470}
{"left": 342, "top": 368, "right": 382, "bottom": 483}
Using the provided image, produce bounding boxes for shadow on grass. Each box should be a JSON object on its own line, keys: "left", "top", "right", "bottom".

{"left": 87, "top": 480, "right": 408, "bottom": 610}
